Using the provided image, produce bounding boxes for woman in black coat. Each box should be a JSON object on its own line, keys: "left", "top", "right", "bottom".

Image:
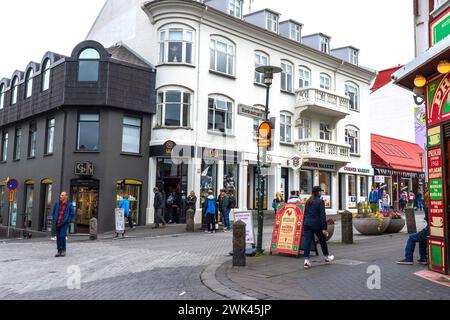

{"left": 303, "top": 186, "right": 334, "bottom": 269}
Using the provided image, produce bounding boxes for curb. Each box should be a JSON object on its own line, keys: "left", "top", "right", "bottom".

{"left": 200, "top": 258, "right": 257, "bottom": 300}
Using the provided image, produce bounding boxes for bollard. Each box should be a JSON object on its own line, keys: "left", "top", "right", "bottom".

{"left": 341, "top": 210, "right": 353, "bottom": 244}
{"left": 405, "top": 208, "right": 417, "bottom": 234}
{"left": 233, "top": 220, "right": 246, "bottom": 267}
{"left": 186, "top": 209, "right": 195, "bottom": 232}
{"left": 89, "top": 217, "right": 98, "bottom": 240}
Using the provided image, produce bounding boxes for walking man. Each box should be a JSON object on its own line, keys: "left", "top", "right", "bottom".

{"left": 53, "top": 192, "right": 75, "bottom": 257}
{"left": 119, "top": 194, "right": 133, "bottom": 229}
{"left": 153, "top": 187, "right": 166, "bottom": 228}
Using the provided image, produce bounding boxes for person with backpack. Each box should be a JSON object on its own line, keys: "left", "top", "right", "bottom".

{"left": 203, "top": 190, "right": 218, "bottom": 233}
{"left": 223, "top": 190, "right": 236, "bottom": 232}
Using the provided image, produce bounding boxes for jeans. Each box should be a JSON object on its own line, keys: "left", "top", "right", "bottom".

{"left": 169, "top": 207, "right": 179, "bottom": 223}
{"left": 56, "top": 224, "right": 68, "bottom": 253}
{"left": 155, "top": 208, "right": 166, "bottom": 226}
{"left": 303, "top": 225, "right": 329, "bottom": 259}
{"left": 206, "top": 214, "right": 216, "bottom": 232}
{"left": 382, "top": 204, "right": 390, "bottom": 212}
{"left": 224, "top": 208, "right": 231, "bottom": 231}
{"left": 126, "top": 215, "right": 133, "bottom": 228}
{"left": 405, "top": 232, "right": 427, "bottom": 261}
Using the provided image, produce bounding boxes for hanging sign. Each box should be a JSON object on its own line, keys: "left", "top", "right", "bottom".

{"left": 428, "top": 147, "right": 443, "bottom": 179}
{"left": 234, "top": 211, "right": 255, "bottom": 244}
{"left": 270, "top": 202, "right": 305, "bottom": 257}
{"left": 427, "top": 126, "right": 441, "bottom": 148}
{"left": 427, "top": 73, "right": 450, "bottom": 126}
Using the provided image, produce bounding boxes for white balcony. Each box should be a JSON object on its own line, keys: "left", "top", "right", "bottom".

{"left": 295, "top": 87, "right": 351, "bottom": 119}
{"left": 296, "top": 139, "right": 351, "bottom": 164}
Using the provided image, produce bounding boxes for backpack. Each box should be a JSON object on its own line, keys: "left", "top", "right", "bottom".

{"left": 228, "top": 196, "right": 236, "bottom": 209}
{"left": 206, "top": 198, "right": 216, "bottom": 214}
{"left": 167, "top": 194, "right": 174, "bottom": 206}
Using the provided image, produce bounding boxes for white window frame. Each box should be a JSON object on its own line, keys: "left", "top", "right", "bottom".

{"left": 208, "top": 95, "right": 234, "bottom": 135}
{"left": 41, "top": 59, "right": 51, "bottom": 92}
{"left": 25, "top": 69, "right": 34, "bottom": 99}
{"left": 122, "top": 116, "right": 142, "bottom": 154}
{"left": 266, "top": 12, "right": 279, "bottom": 33}
{"left": 11, "top": 77, "right": 18, "bottom": 105}
{"left": 298, "top": 66, "right": 311, "bottom": 88}
{"left": 281, "top": 61, "right": 293, "bottom": 92}
{"left": 350, "top": 50, "right": 358, "bottom": 65}
{"left": 320, "top": 36, "right": 330, "bottom": 53}
{"left": 158, "top": 28, "right": 194, "bottom": 65}
{"left": 156, "top": 89, "right": 192, "bottom": 128}
{"left": 320, "top": 122, "right": 332, "bottom": 141}
{"left": 254, "top": 51, "right": 270, "bottom": 84}
{"left": 229, "top": 0, "right": 243, "bottom": 19}
{"left": 210, "top": 37, "right": 235, "bottom": 76}
{"left": 298, "top": 118, "right": 311, "bottom": 140}
{"left": 435, "top": 0, "right": 447, "bottom": 9}
{"left": 345, "top": 82, "right": 360, "bottom": 111}
{"left": 345, "top": 125, "right": 360, "bottom": 155}
{"left": 290, "top": 23, "right": 302, "bottom": 42}
{"left": 0, "top": 84, "right": 5, "bottom": 110}
{"left": 320, "top": 73, "right": 332, "bottom": 91}
{"left": 1, "top": 131, "right": 8, "bottom": 162}
{"left": 280, "top": 112, "right": 292, "bottom": 143}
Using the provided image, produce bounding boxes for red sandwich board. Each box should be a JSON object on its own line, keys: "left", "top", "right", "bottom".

{"left": 270, "top": 202, "right": 305, "bottom": 257}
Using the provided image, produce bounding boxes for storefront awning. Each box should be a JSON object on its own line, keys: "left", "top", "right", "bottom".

{"left": 392, "top": 35, "right": 450, "bottom": 91}
{"left": 371, "top": 134, "right": 424, "bottom": 173}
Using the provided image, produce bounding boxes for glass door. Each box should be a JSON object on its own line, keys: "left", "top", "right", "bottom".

{"left": 71, "top": 182, "right": 99, "bottom": 234}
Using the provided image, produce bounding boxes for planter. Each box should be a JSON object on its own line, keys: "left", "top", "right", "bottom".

{"left": 353, "top": 217, "right": 391, "bottom": 235}
{"left": 384, "top": 218, "right": 406, "bottom": 233}
{"left": 326, "top": 224, "right": 335, "bottom": 241}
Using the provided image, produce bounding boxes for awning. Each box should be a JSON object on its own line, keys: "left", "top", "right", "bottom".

{"left": 370, "top": 65, "right": 403, "bottom": 93}
{"left": 371, "top": 134, "right": 424, "bottom": 173}
{"left": 392, "top": 35, "right": 450, "bottom": 91}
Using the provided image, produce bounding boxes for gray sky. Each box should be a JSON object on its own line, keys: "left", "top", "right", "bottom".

{"left": 0, "top": 0, "right": 414, "bottom": 78}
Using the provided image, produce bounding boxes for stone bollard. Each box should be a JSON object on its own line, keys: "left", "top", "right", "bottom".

{"left": 233, "top": 220, "right": 246, "bottom": 267}
{"left": 341, "top": 210, "right": 353, "bottom": 244}
{"left": 186, "top": 209, "right": 195, "bottom": 232}
{"left": 89, "top": 217, "right": 98, "bottom": 240}
{"left": 405, "top": 208, "right": 417, "bottom": 234}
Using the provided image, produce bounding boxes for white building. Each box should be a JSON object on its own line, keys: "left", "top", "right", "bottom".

{"left": 87, "top": 0, "right": 376, "bottom": 223}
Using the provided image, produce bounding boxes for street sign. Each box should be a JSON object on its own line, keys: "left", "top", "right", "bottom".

{"left": 6, "top": 179, "right": 18, "bottom": 191}
{"left": 9, "top": 190, "right": 14, "bottom": 202}
{"left": 257, "top": 121, "right": 272, "bottom": 147}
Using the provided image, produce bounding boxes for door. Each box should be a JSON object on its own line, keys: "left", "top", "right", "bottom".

{"left": 281, "top": 168, "right": 289, "bottom": 202}
{"left": 71, "top": 180, "right": 99, "bottom": 234}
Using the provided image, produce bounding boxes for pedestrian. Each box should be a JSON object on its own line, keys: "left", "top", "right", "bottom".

{"left": 224, "top": 190, "right": 237, "bottom": 232}
{"left": 399, "top": 190, "right": 407, "bottom": 211}
{"left": 119, "top": 194, "right": 134, "bottom": 229}
{"left": 186, "top": 191, "right": 197, "bottom": 211}
{"left": 203, "top": 190, "right": 218, "bottom": 233}
{"left": 167, "top": 190, "right": 180, "bottom": 224}
{"left": 382, "top": 190, "right": 391, "bottom": 212}
{"left": 53, "top": 192, "right": 75, "bottom": 257}
{"left": 369, "top": 185, "right": 379, "bottom": 214}
{"left": 153, "top": 187, "right": 166, "bottom": 229}
{"left": 408, "top": 190, "right": 415, "bottom": 209}
{"left": 397, "top": 188, "right": 430, "bottom": 265}
{"left": 303, "top": 186, "right": 334, "bottom": 269}
{"left": 218, "top": 189, "right": 229, "bottom": 227}
{"left": 416, "top": 190, "right": 424, "bottom": 211}
{"left": 272, "top": 192, "right": 283, "bottom": 214}
{"left": 287, "top": 191, "right": 300, "bottom": 203}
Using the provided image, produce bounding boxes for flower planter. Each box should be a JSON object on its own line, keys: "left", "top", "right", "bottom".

{"left": 384, "top": 218, "right": 406, "bottom": 233}
{"left": 353, "top": 217, "right": 391, "bottom": 235}
{"left": 326, "top": 224, "right": 335, "bottom": 241}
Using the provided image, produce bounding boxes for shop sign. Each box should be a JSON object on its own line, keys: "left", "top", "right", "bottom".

{"left": 302, "top": 161, "right": 335, "bottom": 171}
{"left": 237, "top": 104, "right": 265, "bottom": 119}
{"left": 322, "top": 195, "right": 331, "bottom": 209}
{"left": 75, "top": 161, "right": 94, "bottom": 176}
{"left": 431, "top": 8, "right": 450, "bottom": 45}
{"left": 115, "top": 208, "right": 125, "bottom": 234}
{"left": 163, "top": 140, "right": 176, "bottom": 156}
{"left": 270, "top": 203, "right": 305, "bottom": 257}
{"left": 428, "top": 147, "right": 443, "bottom": 179}
{"left": 340, "top": 166, "right": 373, "bottom": 175}
{"left": 430, "top": 179, "right": 443, "bottom": 200}
{"left": 290, "top": 156, "right": 303, "bottom": 171}
{"left": 348, "top": 196, "right": 357, "bottom": 209}
{"left": 427, "top": 73, "right": 450, "bottom": 126}
{"left": 374, "top": 176, "right": 385, "bottom": 183}
{"left": 430, "top": 200, "right": 445, "bottom": 238}
{"left": 234, "top": 211, "right": 255, "bottom": 244}
{"left": 427, "top": 126, "right": 441, "bottom": 147}
{"left": 428, "top": 237, "right": 446, "bottom": 274}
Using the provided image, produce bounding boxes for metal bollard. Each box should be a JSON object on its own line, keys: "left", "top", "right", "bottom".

{"left": 341, "top": 210, "right": 353, "bottom": 244}
{"left": 89, "top": 217, "right": 98, "bottom": 240}
{"left": 233, "top": 220, "right": 246, "bottom": 267}
{"left": 186, "top": 209, "right": 195, "bottom": 232}
{"left": 405, "top": 208, "right": 417, "bottom": 234}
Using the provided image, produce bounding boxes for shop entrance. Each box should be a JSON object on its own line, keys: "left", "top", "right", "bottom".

{"left": 70, "top": 179, "right": 99, "bottom": 234}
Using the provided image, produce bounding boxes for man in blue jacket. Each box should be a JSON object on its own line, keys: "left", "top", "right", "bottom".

{"left": 369, "top": 185, "right": 379, "bottom": 214}
{"left": 53, "top": 192, "right": 75, "bottom": 257}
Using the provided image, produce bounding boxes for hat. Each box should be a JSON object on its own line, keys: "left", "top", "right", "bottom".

{"left": 312, "top": 186, "right": 323, "bottom": 193}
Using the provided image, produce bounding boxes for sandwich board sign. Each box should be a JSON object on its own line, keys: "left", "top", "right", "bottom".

{"left": 115, "top": 208, "right": 125, "bottom": 236}
{"left": 234, "top": 211, "right": 255, "bottom": 244}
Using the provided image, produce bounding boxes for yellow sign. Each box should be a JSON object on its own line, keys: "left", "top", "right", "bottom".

{"left": 9, "top": 190, "right": 14, "bottom": 202}
{"left": 258, "top": 121, "right": 272, "bottom": 147}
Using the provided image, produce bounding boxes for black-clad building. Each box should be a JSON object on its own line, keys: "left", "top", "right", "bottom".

{"left": 0, "top": 40, "right": 156, "bottom": 235}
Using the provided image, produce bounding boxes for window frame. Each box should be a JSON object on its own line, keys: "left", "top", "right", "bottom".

{"left": 298, "top": 66, "right": 311, "bottom": 88}
{"left": 298, "top": 118, "right": 312, "bottom": 140}
{"left": 1, "top": 131, "right": 8, "bottom": 162}
{"left": 158, "top": 27, "right": 194, "bottom": 65}
{"left": 0, "top": 84, "right": 5, "bottom": 110}
{"left": 156, "top": 89, "right": 192, "bottom": 128}
{"left": 28, "top": 122, "right": 37, "bottom": 158}
{"left": 210, "top": 37, "right": 236, "bottom": 76}
{"left": 280, "top": 61, "right": 294, "bottom": 93}
{"left": 78, "top": 48, "right": 100, "bottom": 83}
{"left": 345, "top": 82, "right": 360, "bottom": 111}
{"left": 435, "top": 0, "right": 447, "bottom": 9}
{"left": 320, "top": 73, "right": 332, "bottom": 91}
{"left": 76, "top": 112, "right": 100, "bottom": 152}
{"left": 345, "top": 125, "right": 360, "bottom": 155}
{"left": 320, "top": 36, "right": 330, "bottom": 53}
{"left": 13, "top": 127, "right": 21, "bottom": 161}
{"left": 320, "top": 122, "right": 332, "bottom": 141}
{"left": 254, "top": 51, "right": 270, "bottom": 85}
{"left": 266, "top": 12, "right": 279, "bottom": 33}
{"left": 41, "top": 59, "right": 51, "bottom": 92}
{"left": 229, "top": 0, "right": 243, "bottom": 19}
{"left": 45, "top": 117, "right": 55, "bottom": 155}
{"left": 350, "top": 50, "right": 358, "bottom": 65}
{"left": 11, "top": 76, "right": 18, "bottom": 105}
{"left": 122, "top": 115, "right": 142, "bottom": 154}
{"left": 25, "top": 69, "right": 34, "bottom": 99}
{"left": 280, "top": 112, "right": 293, "bottom": 143}
{"left": 290, "top": 23, "right": 302, "bottom": 42}
{"left": 208, "top": 95, "right": 234, "bottom": 135}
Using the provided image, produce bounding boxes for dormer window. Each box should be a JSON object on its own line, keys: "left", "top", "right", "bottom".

{"left": 266, "top": 12, "right": 279, "bottom": 33}
{"left": 25, "top": 69, "right": 34, "bottom": 98}
{"left": 11, "top": 76, "right": 18, "bottom": 105}
{"left": 290, "top": 23, "right": 302, "bottom": 42}
{"left": 0, "top": 84, "right": 5, "bottom": 110}
{"left": 350, "top": 49, "right": 358, "bottom": 65}
{"left": 229, "top": 0, "right": 242, "bottom": 19}
{"left": 78, "top": 48, "right": 100, "bottom": 82}
{"left": 320, "top": 36, "right": 330, "bottom": 53}
{"left": 41, "top": 59, "right": 51, "bottom": 92}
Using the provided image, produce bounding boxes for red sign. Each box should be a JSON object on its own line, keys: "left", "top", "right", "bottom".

{"left": 270, "top": 202, "right": 305, "bottom": 256}
{"left": 430, "top": 200, "right": 445, "bottom": 239}
{"left": 428, "top": 148, "right": 443, "bottom": 179}
{"left": 427, "top": 73, "right": 450, "bottom": 126}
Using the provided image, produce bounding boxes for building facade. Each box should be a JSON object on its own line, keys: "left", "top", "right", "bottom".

{"left": 87, "top": 0, "right": 376, "bottom": 223}
{"left": 0, "top": 40, "right": 156, "bottom": 235}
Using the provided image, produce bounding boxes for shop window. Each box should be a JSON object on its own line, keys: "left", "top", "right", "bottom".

{"left": 280, "top": 112, "right": 292, "bottom": 143}
{"left": 0, "top": 83, "right": 5, "bottom": 109}
{"left": 224, "top": 164, "right": 239, "bottom": 204}
{"left": 14, "top": 128, "right": 21, "bottom": 160}
{"left": 158, "top": 28, "right": 194, "bottom": 64}
{"left": 41, "top": 179, "right": 53, "bottom": 232}
{"left": 117, "top": 179, "right": 142, "bottom": 226}
{"left": 9, "top": 188, "right": 18, "bottom": 227}
{"left": 78, "top": 48, "right": 100, "bottom": 82}
{"left": 1, "top": 131, "right": 8, "bottom": 162}
{"left": 281, "top": 61, "right": 293, "bottom": 92}
{"left": 208, "top": 96, "right": 233, "bottom": 134}
{"left": 0, "top": 185, "right": 5, "bottom": 226}
{"left": 45, "top": 118, "right": 55, "bottom": 155}
{"left": 25, "top": 69, "right": 34, "bottom": 99}
{"left": 41, "top": 59, "right": 51, "bottom": 92}
{"left": 254, "top": 51, "right": 269, "bottom": 84}
{"left": 300, "top": 170, "right": 313, "bottom": 200}
{"left": 11, "top": 76, "right": 18, "bottom": 105}
{"left": 298, "top": 66, "right": 311, "bottom": 88}
{"left": 28, "top": 122, "right": 37, "bottom": 158}
{"left": 200, "top": 161, "right": 218, "bottom": 205}
{"left": 210, "top": 37, "right": 235, "bottom": 76}
{"left": 24, "top": 181, "right": 35, "bottom": 228}
{"left": 319, "top": 171, "right": 332, "bottom": 208}
{"left": 122, "top": 116, "right": 141, "bottom": 154}
{"left": 360, "top": 176, "right": 368, "bottom": 198}
{"left": 77, "top": 113, "right": 99, "bottom": 151}
{"left": 348, "top": 175, "right": 357, "bottom": 209}
{"left": 157, "top": 89, "right": 191, "bottom": 128}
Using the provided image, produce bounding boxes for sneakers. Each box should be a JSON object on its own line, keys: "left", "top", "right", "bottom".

{"left": 418, "top": 259, "right": 428, "bottom": 265}
{"left": 204, "top": 230, "right": 210, "bottom": 233}
{"left": 396, "top": 259, "right": 414, "bottom": 265}
{"left": 60, "top": 251, "right": 66, "bottom": 257}
{"left": 304, "top": 259, "right": 311, "bottom": 269}
{"left": 55, "top": 252, "right": 62, "bottom": 257}
{"left": 51, "top": 236, "right": 57, "bottom": 241}
{"left": 325, "top": 255, "right": 335, "bottom": 264}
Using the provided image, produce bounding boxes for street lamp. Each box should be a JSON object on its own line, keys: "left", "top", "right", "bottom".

{"left": 255, "top": 65, "right": 282, "bottom": 254}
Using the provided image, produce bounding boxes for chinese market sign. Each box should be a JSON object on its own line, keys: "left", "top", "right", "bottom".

{"left": 431, "top": 8, "right": 450, "bottom": 45}
{"left": 270, "top": 202, "right": 304, "bottom": 256}
{"left": 427, "top": 73, "right": 450, "bottom": 126}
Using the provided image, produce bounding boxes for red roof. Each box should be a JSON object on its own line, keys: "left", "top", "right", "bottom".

{"left": 371, "top": 134, "right": 424, "bottom": 173}
{"left": 370, "top": 65, "right": 403, "bottom": 93}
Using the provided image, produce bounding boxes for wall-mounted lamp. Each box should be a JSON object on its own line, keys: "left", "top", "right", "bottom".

{"left": 437, "top": 60, "right": 450, "bottom": 74}
{"left": 414, "top": 75, "right": 427, "bottom": 87}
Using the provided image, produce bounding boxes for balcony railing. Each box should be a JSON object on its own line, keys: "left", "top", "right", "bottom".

{"left": 295, "top": 88, "right": 350, "bottom": 117}
{"left": 297, "top": 139, "right": 351, "bottom": 163}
